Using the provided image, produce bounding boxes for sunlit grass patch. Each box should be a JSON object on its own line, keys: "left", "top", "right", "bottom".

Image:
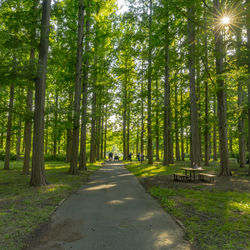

{"left": 150, "top": 186, "right": 250, "bottom": 250}
{"left": 126, "top": 160, "right": 250, "bottom": 249}
{"left": 0, "top": 160, "right": 101, "bottom": 250}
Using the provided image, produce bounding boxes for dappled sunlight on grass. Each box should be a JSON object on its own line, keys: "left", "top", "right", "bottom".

{"left": 126, "top": 160, "right": 250, "bottom": 249}
{"left": 0, "top": 160, "right": 101, "bottom": 250}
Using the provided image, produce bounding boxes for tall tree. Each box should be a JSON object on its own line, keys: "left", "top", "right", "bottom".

{"left": 213, "top": 0, "right": 230, "bottom": 176}
{"left": 187, "top": 1, "right": 200, "bottom": 166}
{"left": 79, "top": 0, "right": 90, "bottom": 171}
{"left": 147, "top": 0, "right": 153, "bottom": 164}
{"left": 30, "top": 0, "right": 52, "bottom": 186}
{"left": 69, "top": 0, "right": 85, "bottom": 175}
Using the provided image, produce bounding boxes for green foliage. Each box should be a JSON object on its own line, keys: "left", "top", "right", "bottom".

{"left": 0, "top": 149, "right": 17, "bottom": 161}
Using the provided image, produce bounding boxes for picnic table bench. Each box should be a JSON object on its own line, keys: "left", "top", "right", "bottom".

{"left": 173, "top": 173, "right": 188, "bottom": 181}
{"left": 198, "top": 173, "right": 216, "bottom": 183}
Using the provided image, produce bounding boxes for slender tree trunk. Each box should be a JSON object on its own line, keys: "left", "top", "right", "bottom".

{"left": 23, "top": 55, "right": 35, "bottom": 174}
{"left": 53, "top": 92, "right": 58, "bottom": 157}
{"left": 213, "top": 0, "right": 230, "bottom": 175}
{"left": 69, "top": 0, "right": 84, "bottom": 175}
{"left": 141, "top": 78, "right": 144, "bottom": 160}
{"left": 163, "top": 17, "right": 172, "bottom": 165}
{"left": 30, "top": 0, "right": 51, "bottom": 186}
{"left": 175, "top": 84, "right": 180, "bottom": 161}
{"left": 246, "top": 0, "right": 250, "bottom": 175}
{"left": 180, "top": 86, "right": 185, "bottom": 161}
{"left": 213, "top": 94, "right": 217, "bottom": 161}
{"left": 4, "top": 83, "right": 15, "bottom": 170}
{"left": 79, "top": 0, "right": 90, "bottom": 171}
{"left": 104, "top": 104, "right": 107, "bottom": 159}
{"left": 204, "top": 28, "right": 210, "bottom": 166}
{"left": 155, "top": 79, "right": 160, "bottom": 161}
{"left": 126, "top": 91, "right": 130, "bottom": 158}
{"left": 16, "top": 116, "right": 22, "bottom": 161}
{"left": 66, "top": 92, "right": 73, "bottom": 162}
{"left": 90, "top": 51, "right": 97, "bottom": 163}
{"left": 123, "top": 61, "right": 127, "bottom": 160}
{"left": 187, "top": 3, "right": 200, "bottom": 166}
{"left": 147, "top": 0, "right": 153, "bottom": 164}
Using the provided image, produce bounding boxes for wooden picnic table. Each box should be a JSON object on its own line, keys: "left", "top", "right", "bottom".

{"left": 181, "top": 167, "right": 206, "bottom": 181}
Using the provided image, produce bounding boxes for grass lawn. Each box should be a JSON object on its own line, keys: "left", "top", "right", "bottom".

{"left": 0, "top": 160, "right": 101, "bottom": 250}
{"left": 126, "top": 160, "right": 250, "bottom": 250}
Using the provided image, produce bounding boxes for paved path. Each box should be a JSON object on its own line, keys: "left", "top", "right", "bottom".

{"left": 29, "top": 162, "right": 190, "bottom": 250}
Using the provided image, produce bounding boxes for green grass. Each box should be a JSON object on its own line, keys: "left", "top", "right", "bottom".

{"left": 126, "top": 160, "right": 250, "bottom": 250}
{"left": 0, "top": 160, "right": 101, "bottom": 250}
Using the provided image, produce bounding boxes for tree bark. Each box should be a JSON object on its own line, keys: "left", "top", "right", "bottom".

{"left": 163, "top": 16, "right": 172, "bottom": 165}
{"left": 30, "top": 0, "right": 51, "bottom": 186}
{"left": 155, "top": 79, "right": 160, "bottom": 161}
{"left": 16, "top": 116, "right": 22, "bottom": 161}
{"left": 204, "top": 27, "right": 210, "bottom": 166}
{"left": 147, "top": 0, "right": 153, "bottom": 164}
{"left": 213, "top": 0, "right": 230, "bottom": 176}
{"left": 246, "top": 0, "right": 250, "bottom": 175}
{"left": 180, "top": 86, "right": 185, "bottom": 161}
{"left": 187, "top": 2, "right": 200, "bottom": 166}
{"left": 4, "top": 83, "right": 15, "bottom": 170}
{"left": 69, "top": 0, "right": 85, "bottom": 175}
{"left": 175, "top": 83, "right": 180, "bottom": 161}
{"left": 53, "top": 91, "right": 58, "bottom": 157}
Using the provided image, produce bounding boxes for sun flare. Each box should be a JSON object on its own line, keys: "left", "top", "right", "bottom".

{"left": 221, "top": 16, "right": 230, "bottom": 25}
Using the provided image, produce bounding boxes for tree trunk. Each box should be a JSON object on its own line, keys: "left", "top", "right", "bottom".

{"left": 104, "top": 104, "right": 107, "bottom": 159}
{"left": 213, "top": 94, "right": 217, "bottom": 161}
{"left": 204, "top": 27, "right": 210, "bottom": 166}
{"left": 155, "top": 79, "right": 160, "bottom": 161}
{"left": 246, "top": 0, "right": 250, "bottom": 175}
{"left": 187, "top": 2, "right": 200, "bottom": 167}
{"left": 123, "top": 61, "right": 127, "bottom": 160}
{"left": 213, "top": 0, "right": 230, "bottom": 176}
{"left": 126, "top": 91, "right": 130, "bottom": 158}
{"left": 53, "top": 91, "right": 58, "bottom": 157}
{"left": 23, "top": 57, "right": 35, "bottom": 173}
{"left": 69, "top": 0, "right": 84, "bottom": 175}
{"left": 16, "top": 116, "right": 22, "bottom": 161}
{"left": 147, "top": 0, "right": 153, "bottom": 164}
{"left": 163, "top": 17, "right": 172, "bottom": 165}
{"left": 141, "top": 77, "right": 144, "bottom": 160}
{"left": 4, "top": 83, "right": 15, "bottom": 170}
{"left": 30, "top": 0, "right": 51, "bottom": 186}
{"left": 79, "top": 0, "right": 90, "bottom": 171}
{"left": 175, "top": 84, "right": 180, "bottom": 161}
{"left": 90, "top": 52, "right": 97, "bottom": 163}
{"left": 180, "top": 86, "right": 185, "bottom": 161}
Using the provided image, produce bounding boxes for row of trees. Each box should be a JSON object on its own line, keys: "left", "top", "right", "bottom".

{"left": 0, "top": 0, "right": 249, "bottom": 187}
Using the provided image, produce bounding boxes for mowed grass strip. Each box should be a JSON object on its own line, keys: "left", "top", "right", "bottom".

{"left": 126, "top": 161, "right": 250, "bottom": 250}
{"left": 0, "top": 161, "right": 101, "bottom": 250}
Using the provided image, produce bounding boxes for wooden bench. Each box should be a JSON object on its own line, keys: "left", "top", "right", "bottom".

{"left": 173, "top": 173, "right": 188, "bottom": 181}
{"left": 198, "top": 173, "right": 216, "bottom": 183}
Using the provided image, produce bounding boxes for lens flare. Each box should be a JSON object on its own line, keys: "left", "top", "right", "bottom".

{"left": 221, "top": 16, "right": 230, "bottom": 25}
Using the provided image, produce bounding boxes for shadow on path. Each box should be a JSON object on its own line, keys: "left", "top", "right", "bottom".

{"left": 27, "top": 162, "right": 190, "bottom": 250}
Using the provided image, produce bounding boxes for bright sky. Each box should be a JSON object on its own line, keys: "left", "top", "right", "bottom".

{"left": 117, "top": 0, "right": 129, "bottom": 14}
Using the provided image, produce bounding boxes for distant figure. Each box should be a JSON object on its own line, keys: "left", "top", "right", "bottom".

{"left": 141, "top": 155, "right": 144, "bottom": 162}
{"left": 192, "top": 162, "right": 198, "bottom": 169}
{"left": 137, "top": 153, "right": 140, "bottom": 161}
{"left": 109, "top": 152, "right": 113, "bottom": 161}
{"left": 114, "top": 155, "right": 119, "bottom": 161}
{"left": 128, "top": 152, "right": 132, "bottom": 161}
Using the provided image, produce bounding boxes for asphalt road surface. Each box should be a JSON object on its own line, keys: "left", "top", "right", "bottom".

{"left": 28, "top": 162, "right": 190, "bottom": 250}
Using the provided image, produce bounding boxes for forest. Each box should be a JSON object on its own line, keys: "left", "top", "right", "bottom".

{"left": 0, "top": 0, "right": 250, "bottom": 249}
{"left": 0, "top": 0, "right": 249, "bottom": 184}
